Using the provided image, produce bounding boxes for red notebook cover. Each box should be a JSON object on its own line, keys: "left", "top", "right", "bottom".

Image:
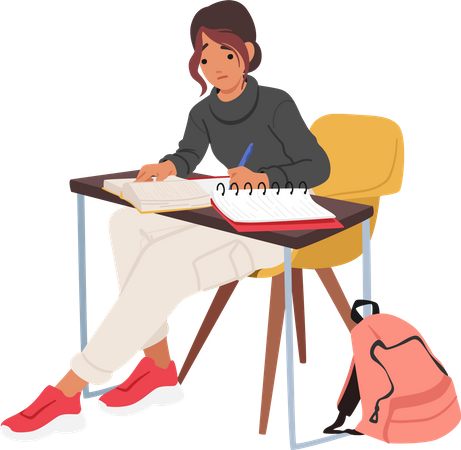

{"left": 211, "top": 199, "right": 343, "bottom": 232}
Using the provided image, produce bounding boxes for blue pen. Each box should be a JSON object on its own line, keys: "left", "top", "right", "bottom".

{"left": 230, "top": 143, "right": 253, "bottom": 189}
{"left": 238, "top": 143, "right": 253, "bottom": 167}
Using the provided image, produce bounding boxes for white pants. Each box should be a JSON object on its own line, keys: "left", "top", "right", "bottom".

{"left": 71, "top": 208, "right": 283, "bottom": 384}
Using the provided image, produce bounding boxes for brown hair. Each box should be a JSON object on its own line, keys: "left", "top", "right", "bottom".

{"left": 189, "top": 1, "right": 262, "bottom": 96}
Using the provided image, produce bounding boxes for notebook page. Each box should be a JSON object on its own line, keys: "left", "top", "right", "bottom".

{"left": 211, "top": 189, "right": 335, "bottom": 223}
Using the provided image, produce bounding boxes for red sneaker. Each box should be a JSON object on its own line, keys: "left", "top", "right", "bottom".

{"left": 99, "top": 358, "right": 183, "bottom": 415}
{"left": 1, "top": 386, "right": 85, "bottom": 441}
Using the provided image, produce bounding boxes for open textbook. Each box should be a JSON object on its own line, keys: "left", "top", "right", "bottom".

{"left": 103, "top": 176, "right": 229, "bottom": 213}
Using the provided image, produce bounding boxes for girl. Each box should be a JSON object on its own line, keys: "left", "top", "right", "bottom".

{"left": 2, "top": 1, "right": 330, "bottom": 440}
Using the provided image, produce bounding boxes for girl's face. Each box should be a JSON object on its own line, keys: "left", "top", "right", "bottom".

{"left": 199, "top": 32, "right": 254, "bottom": 95}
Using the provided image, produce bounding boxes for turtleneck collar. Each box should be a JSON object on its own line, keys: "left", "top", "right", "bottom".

{"left": 208, "top": 75, "right": 259, "bottom": 125}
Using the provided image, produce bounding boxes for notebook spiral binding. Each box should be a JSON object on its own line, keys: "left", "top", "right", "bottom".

{"left": 217, "top": 181, "right": 308, "bottom": 196}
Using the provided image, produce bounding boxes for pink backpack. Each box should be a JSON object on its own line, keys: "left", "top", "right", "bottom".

{"left": 324, "top": 300, "right": 461, "bottom": 443}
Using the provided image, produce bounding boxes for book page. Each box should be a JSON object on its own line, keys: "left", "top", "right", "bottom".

{"left": 103, "top": 178, "right": 135, "bottom": 196}
{"left": 124, "top": 179, "right": 209, "bottom": 203}
{"left": 192, "top": 177, "right": 229, "bottom": 195}
{"left": 103, "top": 175, "right": 183, "bottom": 196}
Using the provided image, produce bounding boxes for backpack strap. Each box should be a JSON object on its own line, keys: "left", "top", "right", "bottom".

{"left": 351, "top": 299, "right": 380, "bottom": 324}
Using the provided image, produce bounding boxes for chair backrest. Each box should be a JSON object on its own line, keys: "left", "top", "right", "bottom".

{"left": 311, "top": 114, "right": 404, "bottom": 201}
{"left": 253, "top": 114, "right": 405, "bottom": 275}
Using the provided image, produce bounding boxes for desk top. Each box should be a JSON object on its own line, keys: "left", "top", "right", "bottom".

{"left": 70, "top": 171, "right": 373, "bottom": 249}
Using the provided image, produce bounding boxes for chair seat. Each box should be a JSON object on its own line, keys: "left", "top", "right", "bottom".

{"left": 250, "top": 263, "right": 284, "bottom": 279}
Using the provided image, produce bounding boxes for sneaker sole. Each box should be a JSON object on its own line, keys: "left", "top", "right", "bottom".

{"left": 1, "top": 412, "right": 86, "bottom": 442}
{"left": 99, "top": 383, "right": 184, "bottom": 416}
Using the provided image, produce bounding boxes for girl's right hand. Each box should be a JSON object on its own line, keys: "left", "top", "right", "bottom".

{"left": 135, "top": 160, "right": 177, "bottom": 182}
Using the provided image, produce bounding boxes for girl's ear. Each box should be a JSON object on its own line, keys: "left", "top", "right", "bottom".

{"left": 245, "top": 42, "right": 255, "bottom": 62}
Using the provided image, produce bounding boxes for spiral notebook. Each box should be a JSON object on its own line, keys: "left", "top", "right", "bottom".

{"left": 210, "top": 183, "right": 344, "bottom": 232}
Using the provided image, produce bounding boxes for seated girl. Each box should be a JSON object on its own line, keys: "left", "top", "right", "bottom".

{"left": 2, "top": 1, "right": 331, "bottom": 440}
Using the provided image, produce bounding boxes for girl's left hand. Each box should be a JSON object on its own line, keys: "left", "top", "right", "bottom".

{"left": 227, "top": 166, "right": 269, "bottom": 190}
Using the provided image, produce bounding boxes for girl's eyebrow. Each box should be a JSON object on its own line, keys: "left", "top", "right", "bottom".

{"left": 202, "top": 44, "right": 231, "bottom": 51}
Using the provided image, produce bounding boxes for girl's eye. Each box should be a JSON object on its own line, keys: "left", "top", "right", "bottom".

{"left": 227, "top": 54, "right": 233, "bottom": 60}
{"left": 201, "top": 59, "right": 207, "bottom": 64}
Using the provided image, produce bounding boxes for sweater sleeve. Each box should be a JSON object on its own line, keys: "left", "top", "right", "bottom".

{"left": 159, "top": 112, "right": 209, "bottom": 178}
{"left": 259, "top": 99, "right": 330, "bottom": 189}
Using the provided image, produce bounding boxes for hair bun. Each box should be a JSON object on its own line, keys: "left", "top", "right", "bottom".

{"left": 191, "top": 1, "right": 262, "bottom": 71}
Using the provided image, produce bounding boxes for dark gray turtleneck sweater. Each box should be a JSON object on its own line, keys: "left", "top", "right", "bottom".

{"left": 160, "top": 76, "right": 330, "bottom": 189}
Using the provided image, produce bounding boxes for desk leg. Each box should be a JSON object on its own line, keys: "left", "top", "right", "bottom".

{"left": 284, "top": 247, "right": 349, "bottom": 449}
{"left": 284, "top": 249, "right": 297, "bottom": 447}
{"left": 77, "top": 194, "right": 119, "bottom": 399}
{"left": 74, "top": 194, "right": 90, "bottom": 352}
{"left": 362, "top": 219, "right": 372, "bottom": 318}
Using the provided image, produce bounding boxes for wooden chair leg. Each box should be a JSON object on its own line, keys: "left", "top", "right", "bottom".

{"left": 256, "top": 269, "right": 309, "bottom": 438}
{"left": 178, "top": 280, "right": 239, "bottom": 384}
{"left": 315, "top": 267, "right": 355, "bottom": 332}
{"left": 292, "top": 268, "right": 306, "bottom": 364}
{"left": 179, "top": 270, "right": 306, "bottom": 435}
{"left": 260, "top": 272, "right": 285, "bottom": 435}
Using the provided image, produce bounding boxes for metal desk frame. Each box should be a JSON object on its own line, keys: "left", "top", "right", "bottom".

{"left": 74, "top": 194, "right": 374, "bottom": 450}
{"left": 283, "top": 220, "right": 371, "bottom": 448}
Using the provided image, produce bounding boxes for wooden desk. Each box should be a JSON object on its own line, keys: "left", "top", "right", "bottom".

{"left": 70, "top": 170, "right": 373, "bottom": 249}
{"left": 70, "top": 171, "right": 374, "bottom": 449}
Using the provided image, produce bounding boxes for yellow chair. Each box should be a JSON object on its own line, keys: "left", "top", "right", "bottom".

{"left": 178, "top": 114, "right": 404, "bottom": 434}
